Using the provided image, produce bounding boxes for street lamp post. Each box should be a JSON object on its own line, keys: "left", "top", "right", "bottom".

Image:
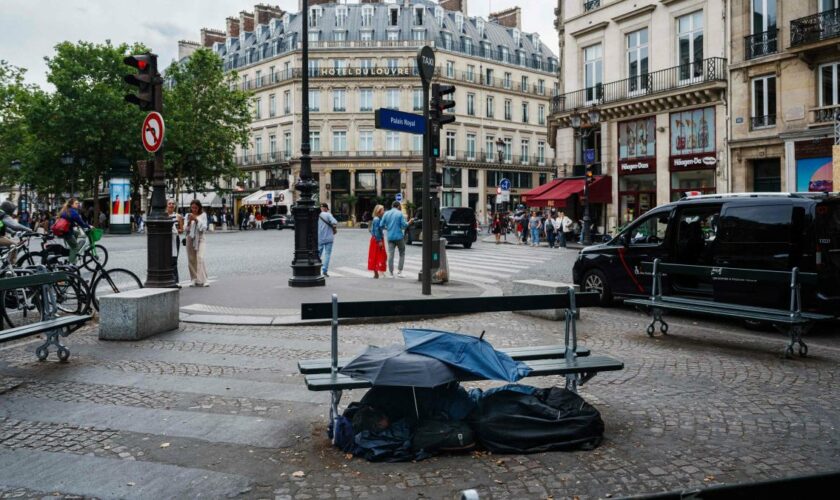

{"left": 289, "top": 0, "right": 325, "bottom": 287}
{"left": 569, "top": 107, "right": 601, "bottom": 246}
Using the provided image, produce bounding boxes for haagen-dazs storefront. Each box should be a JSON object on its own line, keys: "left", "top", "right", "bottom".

{"left": 669, "top": 107, "right": 717, "bottom": 200}
{"left": 617, "top": 117, "right": 656, "bottom": 224}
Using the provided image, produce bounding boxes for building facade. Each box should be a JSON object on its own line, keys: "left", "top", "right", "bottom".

{"left": 550, "top": 0, "right": 728, "bottom": 233}
{"left": 188, "top": 0, "right": 558, "bottom": 221}
{"left": 729, "top": 0, "right": 838, "bottom": 194}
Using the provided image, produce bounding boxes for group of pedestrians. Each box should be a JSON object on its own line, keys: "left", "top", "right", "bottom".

{"left": 316, "top": 201, "right": 412, "bottom": 279}
{"left": 490, "top": 210, "right": 575, "bottom": 248}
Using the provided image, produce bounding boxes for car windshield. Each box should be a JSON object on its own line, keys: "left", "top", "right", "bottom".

{"left": 443, "top": 208, "right": 474, "bottom": 224}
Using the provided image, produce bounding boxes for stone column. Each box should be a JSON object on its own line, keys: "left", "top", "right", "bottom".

{"left": 375, "top": 168, "right": 383, "bottom": 196}
{"left": 321, "top": 168, "right": 331, "bottom": 207}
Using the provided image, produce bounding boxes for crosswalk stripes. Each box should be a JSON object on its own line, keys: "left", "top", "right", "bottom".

{"left": 334, "top": 243, "right": 558, "bottom": 286}
{"left": 177, "top": 275, "right": 218, "bottom": 287}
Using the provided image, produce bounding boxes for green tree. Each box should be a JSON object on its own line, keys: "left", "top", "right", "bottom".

{"left": 0, "top": 61, "right": 36, "bottom": 189}
{"left": 163, "top": 47, "right": 251, "bottom": 199}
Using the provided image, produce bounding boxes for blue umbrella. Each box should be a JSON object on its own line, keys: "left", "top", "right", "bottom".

{"left": 401, "top": 328, "right": 532, "bottom": 383}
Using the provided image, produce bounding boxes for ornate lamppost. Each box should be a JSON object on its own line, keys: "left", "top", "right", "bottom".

{"left": 569, "top": 107, "right": 600, "bottom": 245}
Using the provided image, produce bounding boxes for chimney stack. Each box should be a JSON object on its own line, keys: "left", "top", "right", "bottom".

{"left": 178, "top": 40, "right": 200, "bottom": 60}
{"left": 226, "top": 16, "right": 240, "bottom": 38}
{"left": 489, "top": 6, "right": 521, "bottom": 30}
{"left": 201, "top": 28, "right": 226, "bottom": 48}
{"left": 254, "top": 4, "right": 285, "bottom": 25}
{"left": 439, "top": 0, "right": 468, "bottom": 16}
{"left": 240, "top": 11, "right": 255, "bottom": 33}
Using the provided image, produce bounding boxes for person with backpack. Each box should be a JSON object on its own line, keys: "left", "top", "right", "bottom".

{"left": 545, "top": 211, "right": 557, "bottom": 248}
{"left": 318, "top": 202, "right": 338, "bottom": 277}
{"left": 0, "top": 201, "right": 33, "bottom": 261}
{"left": 53, "top": 198, "right": 90, "bottom": 264}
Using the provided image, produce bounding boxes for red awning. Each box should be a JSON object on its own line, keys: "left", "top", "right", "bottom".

{"left": 527, "top": 176, "right": 612, "bottom": 208}
{"left": 519, "top": 179, "right": 563, "bottom": 203}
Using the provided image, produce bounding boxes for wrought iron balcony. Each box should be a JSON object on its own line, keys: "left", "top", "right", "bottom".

{"left": 236, "top": 153, "right": 286, "bottom": 166}
{"left": 813, "top": 106, "right": 840, "bottom": 123}
{"left": 750, "top": 114, "right": 777, "bottom": 129}
{"left": 443, "top": 150, "right": 552, "bottom": 168}
{"left": 745, "top": 28, "right": 778, "bottom": 60}
{"left": 791, "top": 8, "right": 840, "bottom": 47}
{"left": 551, "top": 57, "right": 727, "bottom": 115}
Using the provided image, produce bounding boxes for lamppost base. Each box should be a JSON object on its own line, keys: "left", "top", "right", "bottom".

{"left": 144, "top": 217, "right": 176, "bottom": 288}
{"left": 288, "top": 272, "right": 326, "bottom": 287}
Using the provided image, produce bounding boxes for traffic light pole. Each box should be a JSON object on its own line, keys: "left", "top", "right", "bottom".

{"left": 145, "top": 77, "right": 175, "bottom": 288}
{"left": 421, "top": 82, "right": 432, "bottom": 295}
{"left": 582, "top": 166, "right": 592, "bottom": 246}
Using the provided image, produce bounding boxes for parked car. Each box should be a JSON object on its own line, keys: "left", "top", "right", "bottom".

{"left": 572, "top": 192, "right": 840, "bottom": 316}
{"left": 262, "top": 213, "right": 295, "bottom": 230}
{"left": 406, "top": 207, "right": 478, "bottom": 248}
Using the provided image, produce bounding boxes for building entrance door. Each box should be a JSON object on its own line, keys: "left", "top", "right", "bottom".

{"left": 752, "top": 158, "right": 781, "bottom": 192}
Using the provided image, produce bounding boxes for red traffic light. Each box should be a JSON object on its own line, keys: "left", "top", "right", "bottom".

{"left": 137, "top": 60, "right": 147, "bottom": 70}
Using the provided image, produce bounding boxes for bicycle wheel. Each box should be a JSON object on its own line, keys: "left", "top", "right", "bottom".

{"left": 0, "top": 285, "right": 43, "bottom": 328}
{"left": 82, "top": 244, "right": 109, "bottom": 271}
{"left": 16, "top": 251, "right": 42, "bottom": 268}
{"left": 53, "top": 274, "right": 85, "bottom": 314}
{"left": 92, "top": 268, "right": 143, "bottom": 310}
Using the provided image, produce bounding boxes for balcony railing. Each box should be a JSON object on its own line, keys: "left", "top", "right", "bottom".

{"left": 444, "top": 150, "right": 552, "bottom": 168}
{"left": 750, "top": 114, "right": 776, "bottom": 129}
{"left": 745, "top": 28, "right": 778, "bottom": 59}
{"left": 814, "top": 105, "right": 840, "bottom": 123}
{"left": 791, "top": 8, "right": 840, "bottom": 47}
{"left": 551, "top": 57, "right": 727, "bottom": 114}
{"left": 237, "top": 153, "right": 291, "bottom": 166}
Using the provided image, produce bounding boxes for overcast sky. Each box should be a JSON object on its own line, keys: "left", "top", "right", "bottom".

{"left": 0, "top": 0, "right": 559, "bottom": 90}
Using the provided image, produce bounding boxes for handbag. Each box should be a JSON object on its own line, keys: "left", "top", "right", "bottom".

{"left": 181, "top": 237, "right": 187, "bottom": 246}
{"left": 320, "top": 213, "right": 337, "bottom": 235}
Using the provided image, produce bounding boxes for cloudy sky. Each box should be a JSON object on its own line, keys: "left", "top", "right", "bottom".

{"left": 0, "top": 0, "right": 559, "bottom": 90}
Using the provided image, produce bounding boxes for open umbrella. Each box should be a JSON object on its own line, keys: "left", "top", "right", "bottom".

{"left": 340, "top": 344, "right": 458, "bottom": 418}
{"left": 402, "top": 328, "right": 532, "bottom": 383}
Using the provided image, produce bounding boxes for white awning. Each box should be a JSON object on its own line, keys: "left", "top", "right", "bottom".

{"left": 242, "top": 189, "right": 293, "bottom": 206}
{"left": 177, "top": 192, "right": 223, "bottom": 208}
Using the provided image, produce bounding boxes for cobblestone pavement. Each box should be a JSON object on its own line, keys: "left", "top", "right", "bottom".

{"left": 1, "top": 299, "right": 839, "bottom": 499}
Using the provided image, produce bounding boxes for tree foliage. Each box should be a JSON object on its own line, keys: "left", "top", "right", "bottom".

{"left": 0, "top": 61, "right": 36, "bottom": 186}
{"left": 163, "top": 47, "right": 251, "bottom": 194}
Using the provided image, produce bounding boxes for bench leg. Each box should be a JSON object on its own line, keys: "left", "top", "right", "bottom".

{"left": 329, "top": 389, "right": 343, "bottom": 444}
{"left": 565, "top": 374, "right": 579, "bottom": 393}
{"left": 782, "top": 325, "right": 808, "bottom": 359}
{"left": 35, "top": 328, "right": 70, "bottom": 362}
{"left": 646, "top": 308, "right": 668, "bottom": 337}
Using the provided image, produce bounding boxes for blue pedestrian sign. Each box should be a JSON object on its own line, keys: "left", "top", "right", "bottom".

{"left": 374, "top": 108, "right": 426, "bottom": 134}
{"left": 584, "top": 148, "right": 596, "bottom": 164}
{"left": 395, "top": 193, "right": 403, "bottom": 202}
{"left": 499, "top": 178, "right": 511, "bottom": 191}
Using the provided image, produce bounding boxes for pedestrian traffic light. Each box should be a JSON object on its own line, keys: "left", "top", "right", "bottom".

{"left": 123, "top": 53, "right": 158, "bottom": 111}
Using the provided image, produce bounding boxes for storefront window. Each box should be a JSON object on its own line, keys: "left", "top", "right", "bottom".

{"left": 381, "top": 170, "right": 400, "bottom": 191}
{"left": 670, "top": 107, "right": 717, "bottom": 199}
{"left": 331, "top": 170, "right": 350, "bottom": 191}
{"left": 670, "top": 169, "right": 716, "bottom": 201}
{"left": 619, "top": 174, "right": 656, "bottom": 224}
{"left": 356, "top": 171, "right": 376, "bottom": 191}
{"left": 618, "top": 117, "right": 657, "bottom": 224}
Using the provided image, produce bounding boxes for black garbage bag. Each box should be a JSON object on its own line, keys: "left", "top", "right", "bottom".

{"left": 469, "top": 386, "right": 604, "bottom": 453}
{"left": 353, "top": 419, "right": 431, "bottom": 462}
{"left": 359, "top": 384, "right": 475, "bottom": 424}
{"left": 412, "top": 419, "right": 475, "bottom": 453}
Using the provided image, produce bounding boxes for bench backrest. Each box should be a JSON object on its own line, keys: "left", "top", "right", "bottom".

{"left": 0, "top": 271, "right": 69, "bottom": 291}
{"left": 301, "top": 292, "right": 599, "bottom": 320}
{"left": 640, "top": 261, "right": 818, "bottom": 285}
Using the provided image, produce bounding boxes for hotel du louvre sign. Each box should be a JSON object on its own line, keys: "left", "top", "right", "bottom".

{"left": 618, "top": 158, "right": 655, "bottom": 175}
{"left": 317, "top": 67, "right": 415, "bottom": 78}
{"left": 670, "top": 152, "right": 718, "bottom": 171}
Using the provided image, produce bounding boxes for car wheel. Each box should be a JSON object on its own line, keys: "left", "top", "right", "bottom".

{"left": 463, "top": 241, "right": 472, "bottom": 249}
{"left": 582, "top": 269, "right": 612, "bottom": 306}
{"left": 262, "top": 225, "right": 268, "bottom": 230}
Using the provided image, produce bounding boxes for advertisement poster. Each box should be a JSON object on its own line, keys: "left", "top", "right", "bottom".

{"left": 670, "top": 107, "right": 715, "bottom": 155}
{"left": 618, "top": 117, "right": 656, "bottom": 160}
{"left": 796, "top": 158, "right": 833, "bottom": 192}
{"left": 109, "top": 177, "right": 131, "bottom": 225}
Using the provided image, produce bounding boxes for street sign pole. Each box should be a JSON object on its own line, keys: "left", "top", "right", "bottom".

{"left": 417, "top": 46, "right": 435, "bottom": 296}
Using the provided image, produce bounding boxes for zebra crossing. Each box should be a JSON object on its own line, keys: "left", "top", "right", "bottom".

{"left": 332, "top": 242, "right": 560, "bottom": 285}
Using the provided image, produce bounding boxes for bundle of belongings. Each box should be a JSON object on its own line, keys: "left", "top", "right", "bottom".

{"left": 326, "top": 329, "right": 604, "bottom": 462}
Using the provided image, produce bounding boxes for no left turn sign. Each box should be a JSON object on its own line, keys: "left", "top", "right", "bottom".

{"left": 142, "top": 111, "right": 165, "bottom": 153}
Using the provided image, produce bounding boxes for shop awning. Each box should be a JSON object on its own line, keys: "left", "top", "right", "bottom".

{"left": 519, "top": 179, "right": 563, "bottom": 204}
{"left": 527, "top": 176, "right": 612, "bottom": 208}
{"left": 241, "top": 189, "right": 293, "bottom": 206}
{"left": 178, "top": 192, "right": 223, "bottom": 208}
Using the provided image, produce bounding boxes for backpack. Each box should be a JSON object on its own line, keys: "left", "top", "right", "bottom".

{"left": 411, "top": 419, "right": 475, "bottom": 453}
{"left": 51, "top": 217, "right": 71, "bottom": 236}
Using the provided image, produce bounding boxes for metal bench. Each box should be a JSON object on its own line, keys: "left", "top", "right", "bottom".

{"left": 0, "top": 271, "right": 92, "bottom": 362}
{"left": 625, "top": 259, "right": 833, "bottom": 358}
{"left": 299, "top": 290, "right": 624, "bottom": 426}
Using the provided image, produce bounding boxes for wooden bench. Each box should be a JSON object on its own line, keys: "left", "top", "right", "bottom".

{"left": 299, "top": 290, "right": 624, "bottom": 425}
{"left": 625, "top": 259, "right": 833, "bottom": 358}
{"left": 0, "top": 271, "right": 92, "bottom": 362}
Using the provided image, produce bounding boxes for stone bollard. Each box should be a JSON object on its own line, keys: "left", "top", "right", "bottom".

{"left": 509, "top": 280, "right": 580, "bottom": 320}
{"left": 99, "top": 288, "right": 179, "bottom": 340}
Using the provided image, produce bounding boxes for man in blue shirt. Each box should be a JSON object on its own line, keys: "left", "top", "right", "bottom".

{"left": 381, "top": 201, "right": 410, "bottom": 278}
{"left": 317, "top": 202, "right": 338, "bottom": 277}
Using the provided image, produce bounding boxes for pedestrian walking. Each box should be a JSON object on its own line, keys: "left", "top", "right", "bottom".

{"left": 248, "top": 211, "right": 256, "bottom": 230}
{"left": 381, "top": 201, "right": 410, "bottom": 278}
{"left": 367, "top": 204, "right": 387, "bottom": 278}
{"left": 186, "top": 199, "right": 209, "bottom": 287}
{"left": 318, "top": 202, "right": 338, "bottom": 277}
{"left": 491, "top": 212, "right": 503, "bottom": 244}
{"left": 558, "top": 211, "right": 572, "bottom": 248}
{"left": 545, "top": 212, "right": 556, "bottom": 248}
{"left": 528, "top": 212, "right": 541, "bottom": 246}
{"left": 255, "top": 212, "right": 263, "bottom": 230}
{"left": 167, "top": 199, "right": 184, "bottom": 285}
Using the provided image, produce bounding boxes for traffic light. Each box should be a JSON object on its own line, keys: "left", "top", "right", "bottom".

{"left": 428, "top": 83, "right": 456, "bottom": 157}
{"left": 123, "top": 53, "right": 158, "bottom": 111}
{"left": 585, "top": 164, "right": 594, "bottom": 184}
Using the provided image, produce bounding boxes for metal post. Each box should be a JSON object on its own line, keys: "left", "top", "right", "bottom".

{"left": 421, "top": 82, "right": 432, "bottom": 295}
{"left": 144, "top": 67, "right": 176, "bottom": 288}
{"left": 330, "top": 293, "right": 338, "bottom": 374}
{"left": 289, "top": 0, "right": 326, "bottom": 287}
{"left": 582, "top": 170, "right": 592, "bottom": 245}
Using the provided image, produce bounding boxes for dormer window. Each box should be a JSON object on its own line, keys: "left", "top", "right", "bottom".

{"left": 532, "top": 33, "right": 540, "bottom": 48}
{"left": 282, "top": 13, "right": 290, "bottom": 27}
{"left": 463, "top": 37, "right": 473, "bottom": 54}
{"left": 309, "top": 6, "right": 322, "bottom": 28}
{"left": 336, "top": 6, "right": 348, "bottom": 27}
{"left": 476, "top": 18, "right": 485, "bottom": 38}
{"left": 361, "top": 5, "right": 374, "bottom": 27}
{"left": 270, "top": 18, "right": 281, "bottom": 33}
{"left": 455, "top": 13, "right": 464, "bottom": 32}
{"left": 500, "top": 46, "right": 509, "bottom": 63}
{"left": 512, "top": 28, "right": 520, "bottom": 47}
{"left": 414, "top": 6, "right": 424, "bottom": 26}
{"left": 434, "top": 7, "right": 444, "bottom": 25}
{"left": 389, "top": 6, "right": 400, "bottom": 27}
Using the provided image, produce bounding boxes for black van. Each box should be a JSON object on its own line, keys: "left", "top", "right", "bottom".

{"left": 572, "top": 193, "right": 840, "bottom": 316}
{"left": 406, "top": 207, "right": 478, "bottom": 248}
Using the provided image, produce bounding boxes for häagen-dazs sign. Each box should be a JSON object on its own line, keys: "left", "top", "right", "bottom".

{"left": 670, "top": 153, "right": 718, "bottom": 171}
{"left": 318, "top": 67, "right": 415, "bottom": 78}
{"left": 618, "top": 158, "right": 655, "bottom": 175}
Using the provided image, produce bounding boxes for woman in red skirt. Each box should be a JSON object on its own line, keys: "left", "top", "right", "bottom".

{"left": 367, "top": 204, "right": 387, "bottom": 278}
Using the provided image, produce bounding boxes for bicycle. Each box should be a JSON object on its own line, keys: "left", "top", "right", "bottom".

{"left": 0, "top": 237, "right": 46, "bottom": 328}
{"left": 16, "top": 229, "right": 108, "bottom": 271}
